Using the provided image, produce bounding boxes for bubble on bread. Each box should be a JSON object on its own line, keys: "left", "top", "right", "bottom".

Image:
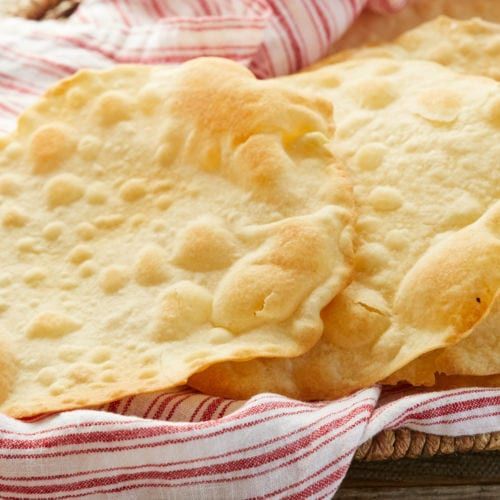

{"left": 412, "top": 88, "right": 462, "bottom": 123}
{"left": 29, "top": 123, "right": 76, "bottom": 174}
{"left": 171, "top": 217, "right": 239, "bottom": 272}
{"left": 151, "top": 281, "right": 212, "bottom": 342}
{"left": 0, "top": 174, "right": 21, "bottom": 196}
{"left": 2, "top": 207, "right": 29, "bottom": 228}
{"left": 99, "top": 266, "right": 129, "bottom": 294}
{"left": 44, "top": 174, "right": 85, "bottom": 208}
{"left": 26, "top": 312, "right": 81, "bottom": 339}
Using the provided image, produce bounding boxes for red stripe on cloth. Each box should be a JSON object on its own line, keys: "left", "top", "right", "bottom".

{"left": 0, "top": 398, "right": 374, "bottom": 480}
{"left": 0, "top": 72, "right": 42, "bottom": 92}
{"left": 407, "top": 410, "right": 500, "bottom": 428}
{"left": 50, "top": 34, "right": 254, "bottom": 64}
{"left": 56, "top": 27, "right": 260, "bottom": 51}
{"left": 311, "top": 0, "right": 332, "bottom": 42}
{"left": 385, "top": 388, "right": 498, "bottom": 428}
{"left": 267, "top": 0, "right": 303, "bottom": 70}
{"left": 0, "top": 398, "right": 376, "bottom": 484}
{"left": 277, "top": 0, "right": 309, "bottom": 62}
{"left": 303, "top": 0, "right": 326, "bottom": 50}
{"left": 154, "top": 416, "right": 370, "bottom": 491}
{"left": 140, "top": 391, "right": 190, "bottom": 419}
{"left": 0, "top": 419, "right": 145, "bottom": 437}
{"left": 293, "top": 463, "right": 350, "bottom": 499}
{"left": 267, "top": 448, "right": 354, "bottom": 498}
{"left": 161, "top": 394, "right": 197, "bottom": 421}
{"left": 408, "top": 396, "right": 500, "bottom": 421}
{"left": 217, "top": 399, "right": 236, "bottom": 418}
{"left": 0, "top": 409, "right": 370, "bottom": 494}
{"left": 324, "top": 0, "right": 341, "bottom": 40}
{"left": 373, "top": 387, "right": 492, "bottom": 423}
{"left": 0, "top": 405, "right": 369, "bottom": 464}
{"left": 0, "top": 422, "right": 364, "bottom": 500}
{"left": 0, "top": 101, "right": 21, "bottom": 114}
{"left": 108, "top": 17, "right": 267, "bottom": 30}
{"left": 119, "top": 397, "right": 135, "bottom": 415}
{"left": 0, "top": 80, "right": 37, "bottom": 96}
{"left": 199, "top": 0, "right": 212, "bottom": 15}
{"left": 189, "top": 396, "right": 214, "bottom": 421}
{"left": 259, "top": 43, "right": 277, "bottom": 77}
{"left": 0, "top": 42, "right": 77, "bottom": 76}
{"left": 0, "top": 395, "right": 319, "bottom": 437}
{"left": 0, "top": 404, "right": 330, "bottom": 456}
{"left": 148, "top": 0, "right": 163, "bottom": 17}
{"left": 267, "top": 11, "right": 294, "bottom": 73}
{"left": 141, "top": 392, "right": 176, "bottom": 419}
{"left": 112, "top": 0, "right": 132, "bottom": 27}
{"left": 106, "top": 400, "right": 121, "bottom": 414}
{"left": 200, "top": 398, "right": 225, "bottom": 421}
{"left": 354, "top": 0, "right": 368, "bottom": 14}
{"left": 0, "top": 414, "right": 368, "bottom": 494}
{"left": 63, "top": 39, "right": 261, "bottom": 54}
{"left": 161, "top": 19, "right": 266, "bottom": 27}
{"left": 345, "top": 0, "right": 355, "bottom": 18}
{"left": 0, "top": 411, "right": 317, "bottom": 461}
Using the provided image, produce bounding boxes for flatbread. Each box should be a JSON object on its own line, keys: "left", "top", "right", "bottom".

{"left": 289, "top": 16, "right": 500, "bottom": 391}
{"left": 0, "top": 58, "right": 355, "bottom": 417}
{"left": 330, "top": 16, "right": 500, "bottom": 387}
{"left": 333, "top": 0, "right": 500, "bottom": 53}
{"left": 189, "top": 58, "right": 500, "bottom": 400}
{"left": 316, "top": 16, "right": 500, "bottom": 81}
{"left": 385, "top": 293, "right": 500, "bottom": 386}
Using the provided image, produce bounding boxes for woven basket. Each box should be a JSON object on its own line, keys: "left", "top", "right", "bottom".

{"left": 355, "top": 429, "right": 500, "bottom": 461}
{"left": 0, "top": 0, "right": 79, "bottom": 18}
{"left": 2, "top": 0, "right": 499, "bottom": 464}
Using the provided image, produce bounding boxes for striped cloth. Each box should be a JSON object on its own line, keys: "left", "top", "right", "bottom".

{"left": 1, "top": 387, "right": 499, "bottom": 498}
{"left": 0, "top": 1, "right": 499, "bottom": 498}
{"left": 0, "top": 0, "right": 400, "bottom": 132}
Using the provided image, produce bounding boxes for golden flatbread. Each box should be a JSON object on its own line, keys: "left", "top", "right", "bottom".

{"left": 330, "top": 16, "right": 500, "bottom": 387}
{"left": 385, "top": 293, "right": 499, "bottom": 386}
{"left": 316, "top": 16, "right": 500, "bottom": 81}
{"left": 333, "top": 0, "right": 500, "bottom": 53}
{"left": 189, "top": 58, "right": 500, "bottom": 400}
{"left": 0, "top": 58, "right": 355, "bottom": 417}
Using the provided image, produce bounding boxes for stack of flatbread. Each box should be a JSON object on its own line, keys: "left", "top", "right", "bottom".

{"left": 0, "top": 14, "right": 498, "bottom": 418}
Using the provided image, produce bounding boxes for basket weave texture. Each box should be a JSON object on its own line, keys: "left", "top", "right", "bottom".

{"left": 0, "top": 0, "right": 78, "bottom": 18}
{"left": 355, "top": 429, "right": 500, "bottom": 461}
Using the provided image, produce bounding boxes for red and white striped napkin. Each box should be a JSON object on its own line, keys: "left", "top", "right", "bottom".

{"left": 0, "top": 1, "right": 499, "bottom": 498}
